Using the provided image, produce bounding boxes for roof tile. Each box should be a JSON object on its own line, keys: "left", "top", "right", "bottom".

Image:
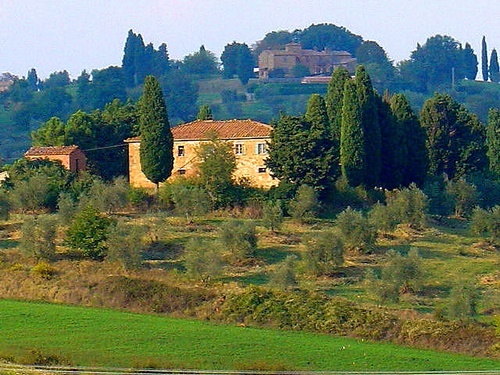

{"left": 172, "top": 119, "right": 272, "bottom": 140}
{"left": 126, "top": 119, "right": 272, "bottom": 142}
{"left": 24, "top": 145, "right": 81, "bottom": 156}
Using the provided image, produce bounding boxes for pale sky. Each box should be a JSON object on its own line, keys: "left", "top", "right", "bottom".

{"left": 1, "top": 0, "right": 498, "bottom": 79}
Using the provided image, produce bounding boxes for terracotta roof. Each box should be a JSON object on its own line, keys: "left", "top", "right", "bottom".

{"left": 24, "top": 145, "right": 81, "bottom": 156}
{"left": 126, "top": 119, "right": 272, "bottom": 142}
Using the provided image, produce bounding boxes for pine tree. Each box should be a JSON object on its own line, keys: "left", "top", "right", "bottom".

{"left": 390, "top": 93, "right": 428, "bottom": 186}
{"left": 197, "top": 105, "right": 213, "bottom": 120}
{"left": 266, "top": 112, "right": 333, "bottom": 190}
{"left": 421, "top": 93, "right": 487, "bottom": 180}
{"left": 487, "top": 108, "right": 500, "bottom": 177}
{"left": 235, "top": 43, "right": 255, "bottom": 85}
{"left": 355, "top": 65, "right": 381, "bottom": 187}
{"left": 482, "top": 36, "right": 489, "bottom": 81}
{"left": 220, "top": 42, "right": 255, "bottom": 84}
{"left": 340, "top": 79, "right": 365, "bottom": 186}
{"left": 489, "top": 49, "right": 500, "bottom": 83}
{"left": 139, "top": 76, "right": 173, "bottom": 191}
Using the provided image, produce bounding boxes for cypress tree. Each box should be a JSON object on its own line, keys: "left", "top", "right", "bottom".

{"left": 305, "top": 94, "right": 329, "bottom": 128}
{"left": 355, "top": 65, "right": 381, "bottom": 187}
{"left": 197, "top": 104, "right": 213, "bottom": 120}
{"left": 152, "top": 43, "right": 170, "bottom": 77}
{"left": 122, "top": 30, "right": 146, "bottom": 88}
{"left": 390, "top": 93, "right": 428, "bottom": 187}
{"left": 305, "top": 94, "right": 338, "bottom": 187}
{"left": 462, "top": 43, "right": 478, "bottom": 80}
{"left": 482, "top": 36, "right": 489, "bottom": 81}
{"left": 340, "top": 79, "right": 365, "bottom": 186}
{"left": 377, "top": 93, "right": 404, "bottom": 189}
{"left": 487, "top": 108, "right": 500, "bottom": 177}
{"left": 489, "top": 49, "right": 500, "bottom": 83}
{"left": 139, "top": 76, "right": 174, "bottom": 191}
{"left": 325, "top": 67, "right": 351, "bottom": 141}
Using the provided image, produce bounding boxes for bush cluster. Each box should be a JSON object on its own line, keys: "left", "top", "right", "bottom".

{"left": 214, "top": 286, "right": 497, "bottom": 355}
{"left": 215, "top": 286, "right": 397, "bottom": 340}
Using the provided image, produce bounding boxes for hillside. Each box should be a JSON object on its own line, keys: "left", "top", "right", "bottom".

{"left": 1, "top": 299, "right": 498, "bottom": 371}
{"left": 0, "top": 212, "right": 498, "bottom": 360}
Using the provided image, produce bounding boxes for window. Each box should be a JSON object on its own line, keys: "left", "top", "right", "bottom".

{"left": 178, "top": 169, "right": 186, "bottom": 175}
{"left": 177, "top": 145, "right": 185, "bottom": 157}
{"left": 258, "top": 167, "right": 267, "bottom": 173}
{"left": 235, "top": 143, "right": 244, "bottom": 155}
{"left": 256, "top": 143, "right": 267, "bottom": 154}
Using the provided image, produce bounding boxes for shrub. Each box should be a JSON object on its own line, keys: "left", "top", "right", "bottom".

{"left": 81, "top": 177, "right": 129, "bottom": 214}
{"left": 383, "top": 248, "right": 424, "bottom": 294}
{"left": 331, "top": 176, "right": 366, "bottom": 209}
{"left": 20, "top": 215, "right": 58, "bottom": 261}
{"left": 386, "top": 184, "right": 428, "bottom": 229}
{"left": 261, "top": 200, "right": 284, "bottom": 232}
{"left": 335, "top": 207, "right": 376, "bottom": 253}
{"left": 445, "top": 178, "right": 479, "bottom": 218}
{"left": 184, "top": 237, "right": 224, "bottom": 282}
{"left": 288, "top": 185, "right": 319, "bottom": 223}
{"left": 6, "top": 158, "right": 75, "bottom": 212}
{"left": 368, "top": 248, "right": 425, "bottom": 303}
{"left": 106, "top": 219, "right": 145, "bottom": 270}
{"left": 365, "top": 268, "right": 400, "bottom": 303}
{"left": 303, "top": 230, "right": 344, "bottom": 276}
{"left": 65, "top": 204, "right": 114, "bottom": 260}
{"left": 57, "top": 192, "right": 78, "bottom": 223}
{"left": 168, "top": 180, "right": 210, "bottom": 217}
{"left": 268, "top": 255, "right": 297, "bottom": 291}
{"left": 127, "top": 187, "right": 154, "bottom": 211}
{"left": 31, "top": 261, "right": 56, "bottom": 279}
{"left": 447, "top": 281, "right": 479, "bottom": 322}
{"left": 470, "top": 205, "right": 500, "bottom": 245}
{"left": 368, "top": 202, "right": 398, "bottom": 233}
{"left": 220, "top": 219, "right": 258, "bottom": 263}
{"left": 9, "top": 174, "right": 52, "bottom": 213}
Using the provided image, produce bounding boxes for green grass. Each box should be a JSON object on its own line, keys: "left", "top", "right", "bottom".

{"left": 0, "top": 300, "right": 498, "bottom": 371}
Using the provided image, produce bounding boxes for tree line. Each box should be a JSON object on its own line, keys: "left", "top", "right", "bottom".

{"left": 1, "top": 24, "right": 499, "bottom": 163}
{"left": 266, "top": 65, "right": 498, "bottom": 195}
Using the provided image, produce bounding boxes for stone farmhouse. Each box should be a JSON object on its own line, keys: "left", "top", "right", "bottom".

{"left": 126, "top": 119, "right": 278, "bottom": 189}
{"left": 258, "top": 42, "right": 357, "bottom": 80}
{"left": 24, "top": 145, "right": 87, "bottom": 173}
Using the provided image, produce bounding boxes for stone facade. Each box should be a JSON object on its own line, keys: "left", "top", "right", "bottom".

{"left": 126, "top": 119, "right": 278, "bottom": 190}
{"left": 258, "top": 42, "right": 357, "bottom": 79}
{"left": 24, "top": 145, "right": 87, "bottom": 173}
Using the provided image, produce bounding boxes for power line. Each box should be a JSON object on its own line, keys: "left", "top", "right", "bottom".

{"left": 82, "top": 144, "right": 127, "bottom": 152}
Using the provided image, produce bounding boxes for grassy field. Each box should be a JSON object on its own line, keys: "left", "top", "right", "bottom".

{"left": 0, "top": 299, "right": 499, "bottom": 371}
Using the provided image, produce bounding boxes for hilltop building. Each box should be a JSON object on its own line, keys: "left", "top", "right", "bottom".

{"left": 24, "top": 145, "right": 87, "bottom": 173}
{"left": 258, "top": 42, "right": 357, "bottom": 80}
{"left": 126, "top": 119, "right": 278, "bottom": 189}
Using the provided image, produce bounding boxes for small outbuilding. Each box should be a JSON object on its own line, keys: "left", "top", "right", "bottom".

{"left": 24, "top": 145, "right": 86, "bottom": 173}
